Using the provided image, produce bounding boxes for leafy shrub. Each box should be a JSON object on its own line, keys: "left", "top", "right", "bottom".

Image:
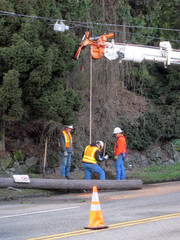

{"left": 47, "top": 151, "right": 59, "bottom": 168}
{"left": 120, "top": 107, "right": 163, "bottom": 150}
{"left": 14, "top": 150, "right": 24, "bottom": 163}
{"left": 170, "top": 139, "right": 180, "bottom": 152}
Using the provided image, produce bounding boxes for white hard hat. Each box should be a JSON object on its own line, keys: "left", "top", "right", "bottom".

{"left": 66, "top": 125, "right": 73, "bottom": 129}
{"left": 113, "top": 127, "right": 123, "bottom": 134}
{"left": 96, "top": 140, "right": 104, "bottom": 149}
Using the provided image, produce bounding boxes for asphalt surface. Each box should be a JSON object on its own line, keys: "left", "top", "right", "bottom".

{"left": 1, "top": 181, "right": 180, "bottom": 240}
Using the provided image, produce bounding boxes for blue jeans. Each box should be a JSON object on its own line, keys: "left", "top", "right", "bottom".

{"left": 83, "top": 162, "right": 105, "bottom": 180}
{"left": 60, "top": 152, "right": 71, "bottom": 177}
{"left": 115, "top": 155, "right": 125, "bottom": 180}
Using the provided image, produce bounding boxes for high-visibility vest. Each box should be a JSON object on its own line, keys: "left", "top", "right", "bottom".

{"left": 59, "top": 131, "right": 72, "bottom": 148}
{"left": 114, "top": 135, "right": 127, "bottom": 157}
{"left": 82, "top": 145, "right": 99, "bottom": 164}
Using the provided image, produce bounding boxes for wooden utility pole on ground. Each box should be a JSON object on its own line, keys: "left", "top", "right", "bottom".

{"left": 0, "top": 178, "right": 143, "bottom": 190}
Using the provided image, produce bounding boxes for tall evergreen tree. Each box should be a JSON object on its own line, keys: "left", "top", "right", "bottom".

{"left": 0, "top": 0, "right": 86, "bottom": 150}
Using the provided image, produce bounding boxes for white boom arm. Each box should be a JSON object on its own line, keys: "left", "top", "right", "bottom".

{"left": 104, "top": 40, "right": 180, "bottom": 67}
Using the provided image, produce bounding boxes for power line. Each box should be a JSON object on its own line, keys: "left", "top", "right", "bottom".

{"left": 0, "top": 10, "right": 179, "bottom": 43}
{"left": 70, "top": 20, "right": 180, "bottom": 32}
{"left": 0, "top": 10, "right": 179, "bottom": 32}
{"left": 0, "top": 10, "right": 62, "bottom": 23}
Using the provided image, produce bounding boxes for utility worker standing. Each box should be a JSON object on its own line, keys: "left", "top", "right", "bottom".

{"left": 113, "top": 127, "right": 127, "bottom": 180}
{"left": 82, "top": 141, "right": 108, "bottom": 180}
{"left": 59, "top": 125, "right": 73, "bottom": 179}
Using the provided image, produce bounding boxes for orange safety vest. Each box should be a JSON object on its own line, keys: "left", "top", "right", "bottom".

{"left": 114, "top": 134, "right": 127, "bottom": 156}
{"left": 59, "top": 131, "right": 72, "bottom": 148}
{"left": 82, "top": 145, "right": 99, "bottom": 164}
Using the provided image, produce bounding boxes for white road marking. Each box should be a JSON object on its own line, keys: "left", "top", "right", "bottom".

{"left": 0, "top": 206, "right": 80, "bottom": 219}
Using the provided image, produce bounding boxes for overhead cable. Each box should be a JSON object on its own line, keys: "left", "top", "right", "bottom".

{"left": 69, "top": 20, "right": 180, "bottom": 32}
{"left": 0, "top": 10, "right": 179, "bottom": 43}
{"left": 0, "top": 10, "right": 179, "bottom": 32}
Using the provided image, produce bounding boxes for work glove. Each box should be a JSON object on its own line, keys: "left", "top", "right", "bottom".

{"left": 64, "top": 151, "right": 68, "bottom": 157}
{"left": 104, "top": 155, "right": 108, "bottom": 160}
{"left": 114, "top": 155, "right": 119, "bottom": 160}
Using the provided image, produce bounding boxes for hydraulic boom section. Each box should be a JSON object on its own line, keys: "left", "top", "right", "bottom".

{"left": 74, "top": 31, "right": 180, "bottom": 67}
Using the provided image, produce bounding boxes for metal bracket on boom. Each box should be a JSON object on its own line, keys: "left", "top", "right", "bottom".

{"left": 117, "top": 51, "right": 125, "bottom": 62}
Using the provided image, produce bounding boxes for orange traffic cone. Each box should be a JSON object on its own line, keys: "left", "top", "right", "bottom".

{"left": 84, "top": 186, "right": 108, "bottom": 230}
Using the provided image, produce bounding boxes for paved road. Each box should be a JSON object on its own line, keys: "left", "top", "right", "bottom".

{"left": 0, "top": 181, "right": 180, "bottom": 240}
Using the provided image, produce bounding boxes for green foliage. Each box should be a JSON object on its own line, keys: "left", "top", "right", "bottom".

{"left": 145, "top": 162, "right": 180, "bottom": 173}
{"left": 0, "top": 0, "right": 83, "bottom": 125}
{"left": 29, "top": 173, "right": 38, "bottom": 178}
{"left": 121, "top": 102, "right": 179, "bottom": 150}
{"left": 0, "top": 155, "right": 13, "bottom": 170}
{"left": 171, "top": 139, "right": 180, "bottom": 152}
{"left": 47, "top": 151, "right": 59, "bottom": 168}
{"left": 171, "top": 139, "right": 180, "bottom": 145}
{"left": 0, "top": 69, "right": 23, "bottom": 121}
{"left": 57, "top": 0, "right": 91, "bottom": 20}
{"left": 127, "top": 162, "right": 180, "bottom": 183}
{"left": 121, "top": 106, "right": 163, "bottom": 150}
{"left": 145, "top": 163, "right": 163, "bottom": 172}
{"left": 105, "top": 141, "right": 114, "bottom": 159}
{"left": 13, "top": 150, "right": 24, "bottom": 163}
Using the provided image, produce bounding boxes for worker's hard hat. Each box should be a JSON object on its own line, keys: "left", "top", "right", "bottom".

{"left": 66, "top": 125, "right": 73, "bottom": 129}
{"left": 96, "top": 140, "right": 104, "bottom": 149}
{"left": 113, "top": 127, "right": 123, "bottom": 134}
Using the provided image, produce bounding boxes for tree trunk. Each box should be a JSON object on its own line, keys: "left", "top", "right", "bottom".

{"left": 0, "top": 120, "right": 5, "bottom": 151}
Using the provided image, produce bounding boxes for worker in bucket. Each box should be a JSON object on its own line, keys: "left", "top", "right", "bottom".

{"left": 113, "top": 127, "right": 127, "bottom": 180}
{"left": 58, "top": 125, "right": 73, "bottom": 179}
{"left": 82, "top": 141, "right": 108, "bottom": 180}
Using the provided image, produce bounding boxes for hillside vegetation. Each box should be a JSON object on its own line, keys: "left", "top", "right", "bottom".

{"left": 0, "top": 0, "right": 179, "bottom": 171}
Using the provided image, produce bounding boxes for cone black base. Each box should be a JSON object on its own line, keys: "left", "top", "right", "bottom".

{"left": 84, "top": 226, "right": 109, "bottom": 230}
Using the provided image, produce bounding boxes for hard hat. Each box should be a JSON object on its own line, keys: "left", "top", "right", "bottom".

{"left": 96, "top": 140, "right": 104, "bottom": 149}
{"left": 113, "top": 127, "right": 123, "bottom": 134}
{"left": 66, "top": 125, "right": 73, "bottom": 129}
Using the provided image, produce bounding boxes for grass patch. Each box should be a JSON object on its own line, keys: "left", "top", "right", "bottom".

{"left": 126, "top": 162, "right": 180, "bottom": 183}
{"left": 0, "top": 188, "right": 51, "bottom": 201}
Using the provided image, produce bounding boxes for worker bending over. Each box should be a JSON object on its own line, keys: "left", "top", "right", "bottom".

{"left": 82, "top": 141, "right": 108, "bottom": 180}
